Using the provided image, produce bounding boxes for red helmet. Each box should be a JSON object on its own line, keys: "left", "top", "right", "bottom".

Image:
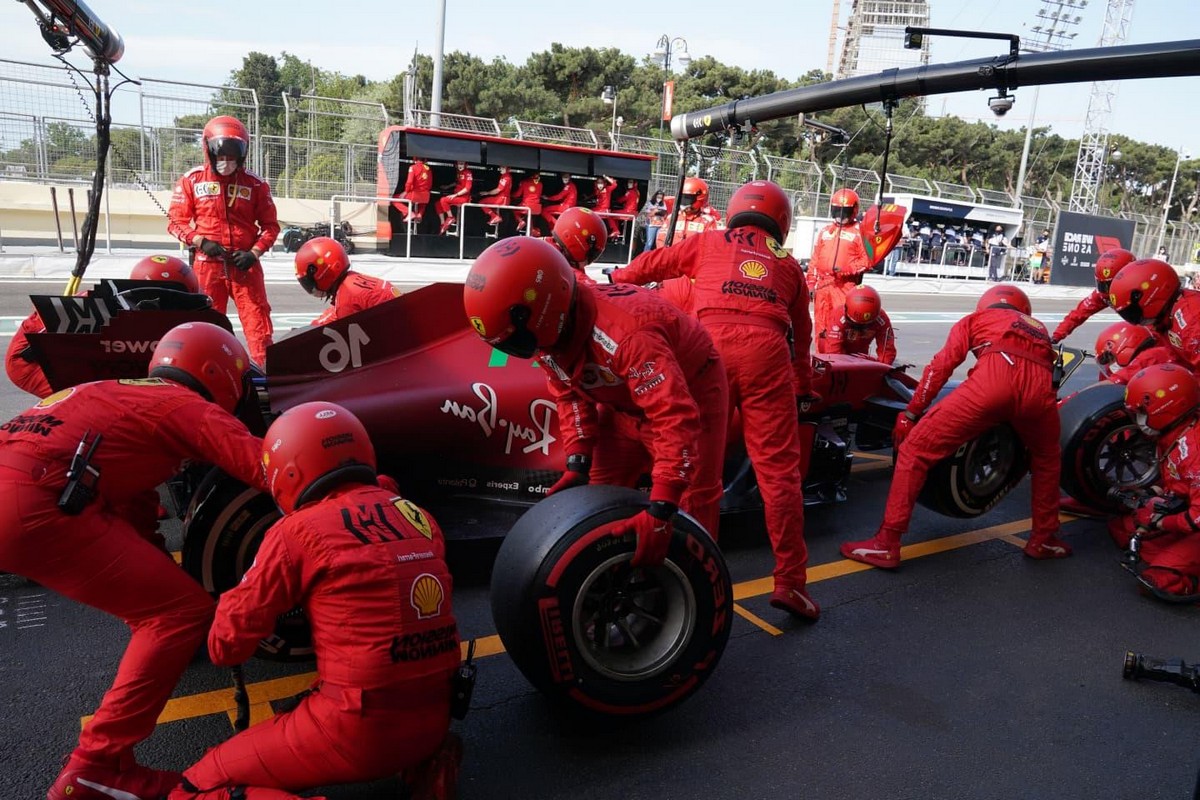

{"left": 681, "top": 177, "right": 709, "bottom": 211}
{"left": 830, "top": 188, "right": 860, "bottom": 225}
{"left": 128, "top": 255, "right": 199, "bottom": 293}
{"left": 726, "top": 180, "right": 792, "bottom": 241}
{"left": 294, "top": 236, "right": 351, "bottom": 298}
{"left": 1094, "top": 321, "right": 1157, "bottom": 368}
{"left": 1124, "top": 363, "right": 1200, "bottom": 435}
{"left": 976, "top": 283, "right": 1031, "bottom": 315}
{"left": 551, "top": 207, "right": 607, "bottom": 268}
{"left": 148, "top": 321, "right": 249, "bottom": 413}
{"left": 1093, "top": 247, "right": 1135, "bottom": 294}
{"left": 202, "top": 115, "right": 249, "bottom": 170}
{"left": 844, "top": 285, "right": 883, "bottom": 326}
{"left": 463, "top": 237, "right": 576, "bottom": 359}
{"left": 1108, "top": 258, "right": 1181, "bottom": 325}
{"left": 262, "top": 401, "right": 377, "bottom": 514}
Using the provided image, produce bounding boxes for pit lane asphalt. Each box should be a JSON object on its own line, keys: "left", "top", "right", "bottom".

{"left": 1, "top": 284, "right": 1196, "bottom": 800}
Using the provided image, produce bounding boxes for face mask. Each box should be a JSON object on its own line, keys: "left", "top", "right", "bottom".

{"left": 215, "top": 158, "right": 237, "bottom": 176}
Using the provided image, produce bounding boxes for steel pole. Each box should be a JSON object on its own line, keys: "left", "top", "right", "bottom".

{"left": 431, "top": 0, "right": 447, "bottom": 128}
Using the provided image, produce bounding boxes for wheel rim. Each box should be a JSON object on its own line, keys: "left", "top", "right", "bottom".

{"left": 571, "top": 554, "right": 696, "bottom": 682}
{"left": 1095, "top": 422, "right": 1158, "bottom": 488}
{"left": 963, "top": 428, "right": 1016, "bottom": 497}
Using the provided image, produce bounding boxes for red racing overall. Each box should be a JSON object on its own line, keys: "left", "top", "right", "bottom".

{"left": 822, "top": 309, "right": 897, "bottom": 363}
{"left": 879, "top": 308, "right": 1062, "bottom": 548}
{"left": 1052, "top": 289, "right": 1108, "bottom": 342}
{"left": 1159, "top": 288, "right": 1200, "bottom": 372}
{"left": 512, "top": 174, "right": 544, "bottom": 233}
{"left": 1109, "top": 421, "right": 1200, "bottom": 598}
{"left": 478, "top": 171, "right": 513, "bottom": 225}
{"left": 167, "top": 164, "right": 280, "bottom": 364}
{"left": 654, "top": 206, "right": 722, "bottom": 248}
{"left": 808, "top": 221, "right": 870, "bottom": 350}
{"left": 540, "top": 282, "right": 728, "bottom": 539}
{"left": 396, "top": 159, "right": 433, "bottom": 222}
{"left": 5, "top": 305, "right": 59, "bottom": 397}
{"left": 174, "top": 484, "right": 459, "bottom": 797}
{"left": 541, "top": 179, "right": 578, "bottom": 228}
{"left": 313, "top": 271, "right": 400, "bottom": 326}
{"left": 0, "top": 379, "right": 264, "bottom": 771}
{"left": 434, "top": 167, "right": 474, "bottom": 220}
{"left": 611, "top": 226, "right": 815, "bottom": 591}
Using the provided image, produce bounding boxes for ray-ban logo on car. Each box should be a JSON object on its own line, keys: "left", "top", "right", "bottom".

{"left": 440, "top": 382, "right": 557, "bottom": 456}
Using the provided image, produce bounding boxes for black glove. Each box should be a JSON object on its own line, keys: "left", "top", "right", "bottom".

{"left": 229, "top": 250, "right": 259, "bottom": 271}
{"left": 601, "top": 267, "right": 617, "bottom": 284}
{"left": 197, "top": 238, "right": 227, "bottom": 259}
{"left": 796, "top": 391, "right": 823, "bottom": 414}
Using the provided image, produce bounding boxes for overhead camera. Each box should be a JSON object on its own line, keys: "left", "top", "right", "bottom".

{"left": 988, "top": 92, "right": 1015, "bottom": 117}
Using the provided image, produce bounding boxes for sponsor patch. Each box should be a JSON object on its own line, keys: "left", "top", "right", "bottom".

{"left": 193, "top": 182, "right": 222, "bottom": 198}
{"left": 469, "top": 316, "right": 487, "bottom": 336}
{"left": 592, "top": 326, "right": 618, "bottom": 354}
{"left": 766, "top": 237, "right": 789, "bottom": 259}
{"left": 394, "top": 498, "right": 434, "bottom": 539}
{"left": 35, "top": 387, "right": 75, "bottom": 407}
{"left": 739, "top": 260, "right": 768, "bottom": 280}
{"left": 410, "top": 573, "right": 445, "bottom": 618}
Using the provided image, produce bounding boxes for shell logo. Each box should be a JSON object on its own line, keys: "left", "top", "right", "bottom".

{"left": 523, "top": 288, "right": 537, "bottom": 303}
{"left": 1156, "top": 389, "right": 1167, "bottom": 399}
{"left": 411, "top": 573, "right": 445, "bottom": 619}
{"left": 739, "top": 260, "right": 768, "bottom": 281}
{"left": 1141, "top": 281, "right": 1151, "bottom": 290}
{"left": 35, "top": 387, "right": 75, "bottom": 408}
{"left": 469, "top": 316, "right": 487, "bottom": 337}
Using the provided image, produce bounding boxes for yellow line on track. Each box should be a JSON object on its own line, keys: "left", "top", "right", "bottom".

{"left": 90, "top": 513, "right": 1080, "bottom": 729}
{"left": 733, "top": 603, "right": 783, "bottom": 636}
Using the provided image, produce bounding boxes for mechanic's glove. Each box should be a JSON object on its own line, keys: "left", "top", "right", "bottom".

{"left": 601, "top": 267, "right": 618, "bottom": 284}
{"left": 1134, "top": 497, "right": 1182, "bottom": 532}
{"left": 377, "top": 474, "right": 400, "bottom": 494}
{"left": 229, "top": 250, "right": 259, "bottom": 271}
{"left": 893, "top": 409, "right": 921, "bottom": 449}
{"left": 796, "top": 391, "right": 823, "bottom": 414}
{"left": 546, "top": 454, "right": 591, "bottom": 496}
{"left": 197, "top": 237, "right": 228, "bottom": 259}
{"left": 609, "top": 501, "right": 676, "bottom": 567}
{"left": 1050, "top": 335, "right": 1062, "bottom": 345}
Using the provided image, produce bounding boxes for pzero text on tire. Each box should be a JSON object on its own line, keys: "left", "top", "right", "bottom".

{"left": 1059, "top": 382, "right": 1158, "bottom": 511}
{"left": 918, "top": 423, "right": 1029, "bottom": 518}
{"left": 490, "top": 485, "right": 733, "bottom": 719}
{"left": 181, "top": 467, "right": 309, "bottom": 662}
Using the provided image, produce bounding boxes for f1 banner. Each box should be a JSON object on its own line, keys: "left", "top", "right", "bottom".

{"left": 662, "top": 81, "right": 675, "bottom": 122}
{"left": 1049, "top": 211, "right": 1136, "bottom": 287}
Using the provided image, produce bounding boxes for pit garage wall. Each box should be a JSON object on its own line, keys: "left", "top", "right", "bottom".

{"left": 0, "top": 181, "right": 376, "bottom": 252}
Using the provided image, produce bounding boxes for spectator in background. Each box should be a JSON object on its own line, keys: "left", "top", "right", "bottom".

{"left": 986, "top": 225, "right": 1009, "bottom": 281}
{"left": 642, "top": 191, "right": 668, "bottom": 253}
{"left": 1157, "top": 245, "right": 1171, "bottom": 261}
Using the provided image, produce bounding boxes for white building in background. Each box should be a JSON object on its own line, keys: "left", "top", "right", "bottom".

{"left": 836, "top": 0, "right": 932, "bottom": 79}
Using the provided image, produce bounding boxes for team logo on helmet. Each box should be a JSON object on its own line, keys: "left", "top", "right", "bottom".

{"left": 394, "top": 498, "right": 433, "bottom": 540}
{"left": 739, "top": 261, "right": 768, "bottom": 281}
{"left": 469, "top": 316, "right": 487, "bottom": 336}
{"left": 523, "top": 288, "right": 537, "bottom": 303}
{"left": 315, "top": 408, "right": 337, "bottom": 420}
{"left": 411, "top": 573, "right": 445, "bottom": 618}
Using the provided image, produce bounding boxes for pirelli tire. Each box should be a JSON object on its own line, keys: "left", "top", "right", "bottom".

{"left": 918, "top": 423, "right": 1030, "bottom": 518}
{"left": 1059, "top": 382, "right": 1158, "bottom": 512}
{"left": 490, "top": 485, "right": 733, "bottom": 720}
{"left": 181, "top": 467, "right": 309, "bottom": 662}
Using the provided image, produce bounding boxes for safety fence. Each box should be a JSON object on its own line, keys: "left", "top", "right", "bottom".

{"left": 2, "top": 58, "right": 1197, "bottom": 262}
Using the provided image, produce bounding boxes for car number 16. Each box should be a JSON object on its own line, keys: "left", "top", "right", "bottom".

{"left": 319, "top": 323, "right": 371, "bottom": 373}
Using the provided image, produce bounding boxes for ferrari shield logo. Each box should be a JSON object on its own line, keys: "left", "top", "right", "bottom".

{"left": 394, "top": 498, "right": 434, "bottom": 540}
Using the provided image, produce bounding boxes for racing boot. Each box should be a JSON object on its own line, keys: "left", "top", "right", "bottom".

{"left": 403, "top": 732, "right": 463, "bottom": 800}
{"left": 439, "top": 216, "right": 456, "bottom": 236}
{"left": 48, "top": 752, "right": 181, "bottom": 800}
{"left": 1023, "top": 534, "right": 1073, "bottom": 560}
{"left": 769, "top": 585, "right": 820, "bottom": 621}
{"left": 840, "top": 534, "right": 901, "bottom": 569}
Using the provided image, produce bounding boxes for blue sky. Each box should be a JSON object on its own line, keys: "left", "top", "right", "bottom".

{"left": 2, "top": 0, "right": 1197, "bottom": 156}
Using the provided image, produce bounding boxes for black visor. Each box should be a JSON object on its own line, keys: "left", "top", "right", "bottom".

{"left": 208, "top": 136, "right": 247, "bottom": 160}
{"left": 831, "top": 206, "right": 856, "bottom": 225}
{"left": 494, "top": 304, "right": 539, "bottom": 359}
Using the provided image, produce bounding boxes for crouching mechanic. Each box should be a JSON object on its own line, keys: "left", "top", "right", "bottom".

{"left": 294, "top": 236, "right": 400, "bottom": 325}
{"left": 1109, "top": 364, "right": 1200, "bottom": 602}
{"left": 820, "top": 285, "right": 897, "bottom": 364}
{"left": 1051, "top": 248, "right": 1135, "bottom": 344}
{"left": 5, "top": 254, "right": 200, "bottom": 398}
{"left": 1108, "top": 257, "right": 1200, "bottom": 372}
{"left": 1094, "top": 321, "right": 1181, "bottom": 384}
{"left": 841, "top": 285, "right": 1072, "bottom": 568}
{"left": 464, "top": 236, "right": 728, "bottom": 562}
{"left": 0, "top": 321, "right": 266, "bottom": 800}
{"left": 605, "top": 180, "right": 821, "bottom": 618}
{"left": 171, "top": 401, "right": 461, "bottom": 799}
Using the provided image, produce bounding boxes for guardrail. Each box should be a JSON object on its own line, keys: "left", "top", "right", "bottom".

{"left": 455, "top": 203, "right": 533, "bottom": 259}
